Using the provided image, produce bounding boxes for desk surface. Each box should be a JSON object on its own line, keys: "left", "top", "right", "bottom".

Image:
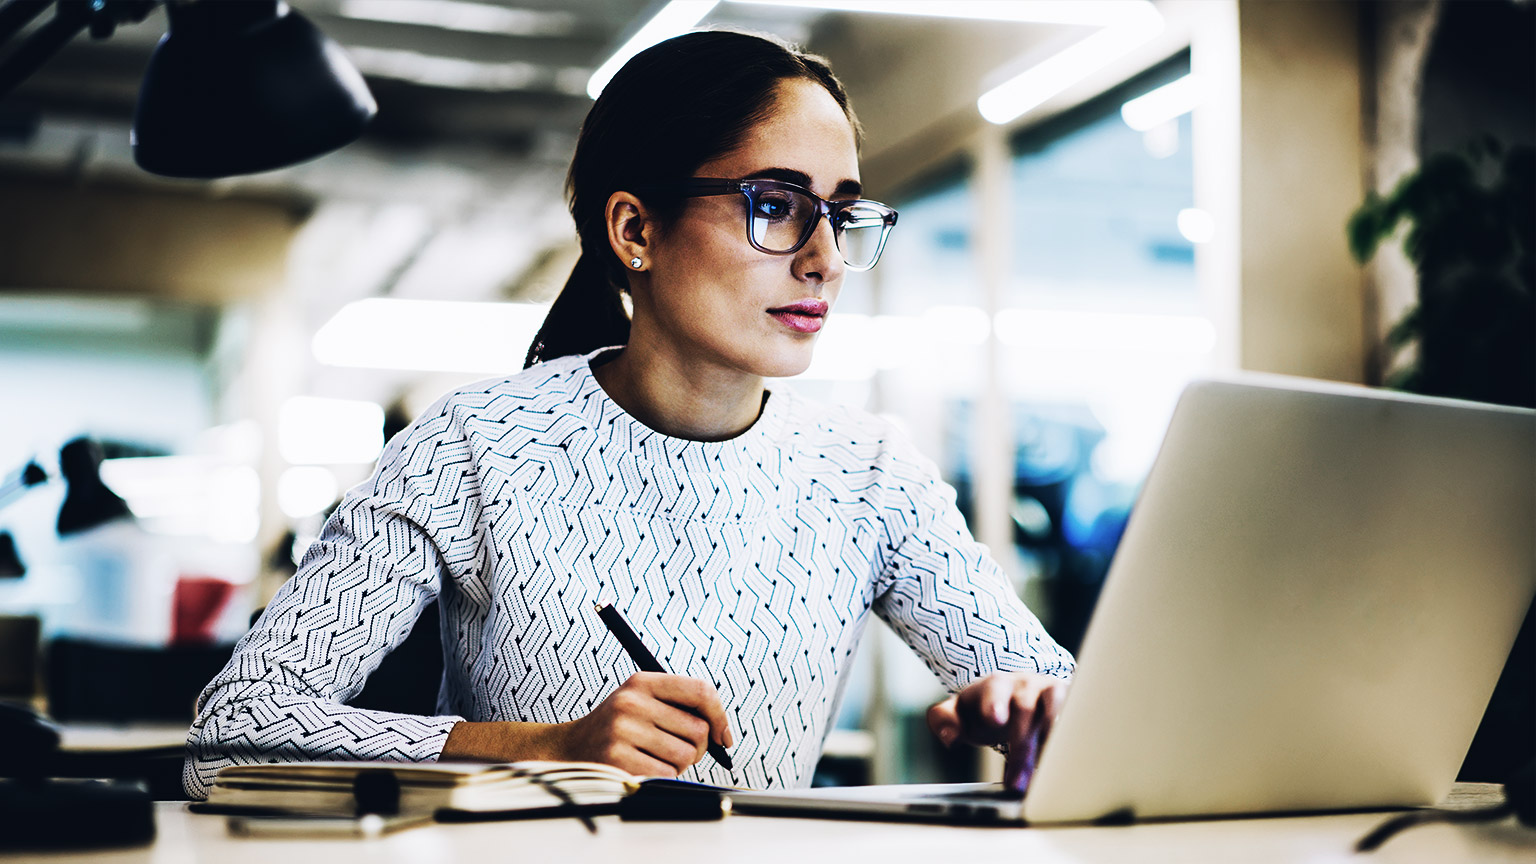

{"left": 36, "top": 786, "right": 1536, "bottom": 864}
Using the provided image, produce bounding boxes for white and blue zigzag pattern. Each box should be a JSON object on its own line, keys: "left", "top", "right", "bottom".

{"left": 185, "top": 350, "right": 1073, "bottom": 798}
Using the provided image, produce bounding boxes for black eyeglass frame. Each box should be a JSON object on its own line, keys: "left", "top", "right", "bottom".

{"left": 645, "top": 178, "right": 899, "bottom": 272}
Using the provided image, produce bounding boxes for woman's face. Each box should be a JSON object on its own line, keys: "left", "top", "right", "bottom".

{"left": 635, "top": 77, "right": 861, "bottom": 380}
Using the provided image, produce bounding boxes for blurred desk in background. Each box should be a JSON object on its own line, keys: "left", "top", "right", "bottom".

{"left": 57, "top": 723, "right": 188, "bottom": 753}
{"left": 48, "top": 722, "right": 189, "bottom": 801}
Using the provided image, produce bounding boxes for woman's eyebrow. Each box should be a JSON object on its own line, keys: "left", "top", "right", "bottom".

{"left": 745, "top": 167, "right": 864, "bottom": 198}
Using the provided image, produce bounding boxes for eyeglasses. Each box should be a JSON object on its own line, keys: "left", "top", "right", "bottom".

{"left": 657, "top": 178, "right": 899, "bottom": 272}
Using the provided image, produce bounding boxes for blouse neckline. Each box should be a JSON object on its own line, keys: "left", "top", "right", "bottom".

{"left": 570, "top": 347, "right": 791, "bottom": 471}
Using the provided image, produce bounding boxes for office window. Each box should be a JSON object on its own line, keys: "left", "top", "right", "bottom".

{"left": 998, "top": 52, "right": 1209, "bottom": 653}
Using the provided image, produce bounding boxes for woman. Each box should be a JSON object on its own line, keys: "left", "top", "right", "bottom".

{"left": 185, "top": 30, "right": 1073, "bottom": 799}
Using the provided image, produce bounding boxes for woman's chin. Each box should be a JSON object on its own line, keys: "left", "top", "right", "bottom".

{"left": 753, "top": 347, "right": 817, "bottom": 379}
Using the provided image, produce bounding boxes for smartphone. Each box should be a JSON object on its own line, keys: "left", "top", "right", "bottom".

{"left": 226, "top": 812, "right": 433, "bottom": 839}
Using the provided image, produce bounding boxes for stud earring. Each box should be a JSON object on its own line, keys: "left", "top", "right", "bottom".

{"left": 630, "top": 257, "right": 643, "bottom": 269}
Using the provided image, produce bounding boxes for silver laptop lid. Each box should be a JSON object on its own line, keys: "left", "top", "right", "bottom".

{"left": 1023, "top": 375, "right": 1536, "bottom": 824}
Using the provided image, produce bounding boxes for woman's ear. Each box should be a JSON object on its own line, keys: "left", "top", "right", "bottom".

{"left": 605, "top": 191, "right": 653, "bottom": 272}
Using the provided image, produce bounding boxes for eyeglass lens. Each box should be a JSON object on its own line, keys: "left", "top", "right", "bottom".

{"left": 747, "top": 187, "right": 889, "bottom": 270}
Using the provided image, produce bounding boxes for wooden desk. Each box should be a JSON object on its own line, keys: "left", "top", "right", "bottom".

{"left": 27, "top": 786, "right": 1536, "bottom": 864}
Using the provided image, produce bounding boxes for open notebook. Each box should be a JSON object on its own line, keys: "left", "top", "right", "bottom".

{"left": 201, "top": 760, "right": 646, "bottom": 818}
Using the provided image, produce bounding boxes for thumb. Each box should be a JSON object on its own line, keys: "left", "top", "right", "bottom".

{"left": 927, "top": 697, "right": 961, "bottom": 748}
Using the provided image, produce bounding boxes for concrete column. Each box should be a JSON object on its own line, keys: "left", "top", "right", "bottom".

{"left": 971, "top": 122, "right": 1015, "bottom": 786}
{"left": 1236, "top": 0, "right": 1369, "bottom": 382}
{"left": 970, "top": 123, "right": 1016, "bottom": 580}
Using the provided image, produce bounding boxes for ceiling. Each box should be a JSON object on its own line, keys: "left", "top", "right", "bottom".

{"left": 0, "top": 0, "right": 1189, "bottom": 412}
{"left": 0, "top": 0, "right": 830, "bottom": 210}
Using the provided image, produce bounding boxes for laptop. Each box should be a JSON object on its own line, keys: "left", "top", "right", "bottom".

{"left": 732, "top": 374, "right": 1536, "bottom": 825}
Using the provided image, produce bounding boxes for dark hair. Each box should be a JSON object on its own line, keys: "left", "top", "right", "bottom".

{"left": 523, "top": 29, "right": 861, "bottom": 368}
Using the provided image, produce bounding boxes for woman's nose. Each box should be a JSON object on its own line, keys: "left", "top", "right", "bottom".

{"left": 793, "top": 212, "right": 845, "bottom": 284}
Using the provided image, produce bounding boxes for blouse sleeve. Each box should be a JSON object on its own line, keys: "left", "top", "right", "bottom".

{"left": 182, "top": 404, "right": 480, "bottom": 800}
{"left": 871, "top": 432, "right": 1075, "bottom": 692}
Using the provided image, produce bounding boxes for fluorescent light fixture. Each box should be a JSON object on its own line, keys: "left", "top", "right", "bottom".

{"left": 726, "top": 0, "right": 1148, "bottom": 26}
{"left": 994, "top": 309, "right": 1216, "bottom": 354}
{"left": 278, "top": 466, "right": 341, "bottom": 519}
{"left": 802, "top": 313, "right": 877, "bottom": 381}
{"left": 340, "top": 0, "right": 579, "bottom": 36}
{"left": 0, "top": 296, "right": 153, "bottom": 333}
{"left": 921, "top": 305, "right": 991, "bottom": 346}
{"left": 587, "top": 0, "right": 720, "bottom": 99}
{"left": 312, "top": 298, "right": 551, "bottom": 374}
{"left": 346, "top": 46, "right": 588, "bottom": 95}
{"left": 977, "top": 1, "right": 1162, "bottom": 125}
{"left": 279, "top": 397, "right": 385, "bottom": 465}
{"left": 100, "top": 457, "right": 261, "bottom": 543}
{"left": 798, "top": 306, "right": 991, "bottom": 380}
{"left": 1121, "top": 74, "right": 1205, "bottom": 131}
{"left": 1177, "top": 208, "right": 1216, "bottom": 244}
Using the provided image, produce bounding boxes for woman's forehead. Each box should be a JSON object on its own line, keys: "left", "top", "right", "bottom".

{"left": 700, "top": 79, "right": 860, "bottom": 196}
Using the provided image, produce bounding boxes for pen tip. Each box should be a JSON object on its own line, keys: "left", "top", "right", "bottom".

{"left": 593, "top": 601, "right": 606, "bottom": 612}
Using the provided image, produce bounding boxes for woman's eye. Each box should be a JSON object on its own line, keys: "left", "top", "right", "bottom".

{"left": 753, "top": 194, "right": 795, "bottom": 220}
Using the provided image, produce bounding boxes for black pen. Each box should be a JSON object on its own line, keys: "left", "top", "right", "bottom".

{"left": 593, "top": 601, "right": 734, "bottom": 772}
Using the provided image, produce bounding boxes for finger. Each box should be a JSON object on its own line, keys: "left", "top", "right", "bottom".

{"left": 619, "top": 747, "right": 687, "bottom": 779}
{"left": 1003, "top": 740, "right": 1028, "bottom": 792}
{"left": 927, "top": 697, "right": 961, "bottom": 748}
{"left": 1001, "top": 683, "right": 1041, "bottom": 791}
{"left": 629, "top": 721, "right": 704, "bottom": 776}
{"left": 596, "top": 714, "right": 689, "bottom": 778}
{"left": 982, "top": 675, "right": 1017, "bottom": 728}
{"left": 646, "top": 700, "right": 712, "bottom": 761}
{"left": 1035, "top": 680, "right": 1063, "bottom": 745}
{"left": 640, "top": 673, "right": 734, "bottom": 749}
{"left": 956, "top": 675, "right": 1015, "bottom": 743}
{"left": 1005, "top": 680, "right": 1042, "bottom": 752}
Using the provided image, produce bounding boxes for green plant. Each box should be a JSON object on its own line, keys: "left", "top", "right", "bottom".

{"left": 1349, "top": 139, "right": 1534, "bottom": 408}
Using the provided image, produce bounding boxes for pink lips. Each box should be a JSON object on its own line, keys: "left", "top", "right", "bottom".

{"left": 768, "top": 298, "right": 829, "bottom": 334}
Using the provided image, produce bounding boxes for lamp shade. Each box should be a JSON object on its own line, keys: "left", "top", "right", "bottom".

{"left": 131, "top": 0, "right": 376, "bottom": 179}
{"left": 55, "top": 438, "right": 132, "bottom": 537}
{"left": 0, "top": 532, "right": 23, "bottom": 578}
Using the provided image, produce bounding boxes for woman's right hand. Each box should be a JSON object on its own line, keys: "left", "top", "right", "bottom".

{"left": 551, "top": 672, "right": 734, "bottom": 777}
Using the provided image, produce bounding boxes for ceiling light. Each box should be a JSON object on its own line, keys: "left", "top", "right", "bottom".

{"left": 312, "top": 298, "right": 551, "bottom": 374}
{"left": 339, "top": 0, "right": 579, "bottom": 37}
{"left": 278, "top": 397, "right": 384, "bottom": 465}
{"left": 1121, "top": 74, "right": 1205, "bottom": 131}
{"left": 725, "top": 0, "right": 1148, "bottom": 26}
{"left": 99, "top": 456, "right": 261, "bottom": 543}
{"left": 1177, "top": 208, "right": 1216, "bottom": 244}
{"left": 994, "top": 310, "right": 1215, "bottom": 355}
{"left": 587, "top": 0, "right": 720, "bottom": 99}
{"left": 346, "top": 46, "right": 586, "bottom": 94}
{"left": 278, "top": 467, "right": 340, "bottom": 519}
{"left": 977, "top": 2, "right": 1163, "bottom": 125}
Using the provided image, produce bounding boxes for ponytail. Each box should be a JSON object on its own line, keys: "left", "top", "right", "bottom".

{"left": 523, "top": 248, "right": 631, "bottom": 368}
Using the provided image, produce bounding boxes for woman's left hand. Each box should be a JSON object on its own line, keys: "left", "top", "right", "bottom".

{"left": 926, "top": 671, "right": 1070, "bottom": 792}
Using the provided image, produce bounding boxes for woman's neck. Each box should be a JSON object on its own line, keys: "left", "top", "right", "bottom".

{"left": 591, "top": 340, "right": 766, "bottom": 442}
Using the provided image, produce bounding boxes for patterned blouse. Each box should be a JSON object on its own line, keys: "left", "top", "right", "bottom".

{"left": 184, "top": 349, "right": 1074, "bottom": 798}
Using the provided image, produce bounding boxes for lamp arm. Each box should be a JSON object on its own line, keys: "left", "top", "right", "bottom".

{"left": 0, "top": 0, "right": 51, "bottom": 47}
{"left": 0, "top": 0, "right": 157, "bottom": 100}
{"left": 0, "top": 1, "right": 91, "bottom": 98}
{"left": 0, "top": 460, "right": 48, "bottom": 511}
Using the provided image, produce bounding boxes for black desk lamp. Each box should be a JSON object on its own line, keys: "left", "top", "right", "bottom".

{"left": 0, "top": 437, "right": 143, "bottom": 850}
{"left": 0, "top": 436, "right": 136, "bottom": 576}
{"left": 0, "top": 461, "right": 46, "bottom": 578}
{"left": 0, "top": 532, "right": 23, "bottom": 578}
{"left": 0, "top": 0, "right": 376, "bottom": 178}
{"left": 53, "top": 438, "right": 130, "bottom": 537}
{"left": 0, "top": 459, "right": 46, "bottom": 508}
